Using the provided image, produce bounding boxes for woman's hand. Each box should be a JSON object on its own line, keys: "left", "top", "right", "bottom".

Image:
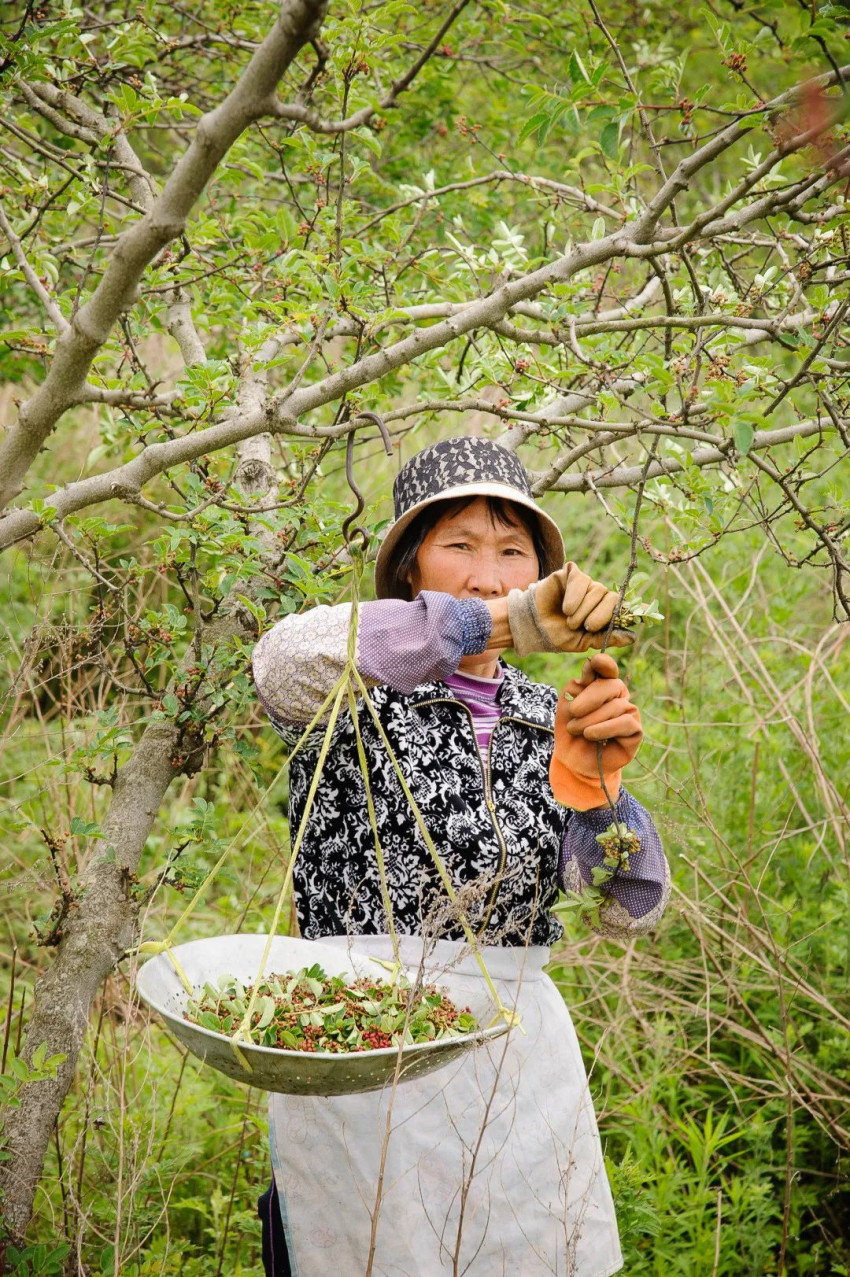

{"left": 549, "top": 653, "right": 643, "bottom": 810}
{"left": 506, "top": 564, "right": 634, "bottom": 656}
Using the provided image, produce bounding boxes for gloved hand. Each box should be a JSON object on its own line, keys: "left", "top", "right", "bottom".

{"left": 549, "top": 653, "right": 643, "bottom": 810}
{"left": 507, "top": 563, "right": 634, "bottom": 657}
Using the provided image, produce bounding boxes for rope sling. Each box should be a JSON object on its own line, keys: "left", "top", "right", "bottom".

{"left": 135, "top": 421, "right": 521, "bottom": 1078}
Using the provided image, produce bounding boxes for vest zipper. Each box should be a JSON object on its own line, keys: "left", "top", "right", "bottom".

{"left": 409, "top": 698, "right": 553, "bottom": 938}
{"left": 478, "top": 727, "right": 506, "bottom": 936}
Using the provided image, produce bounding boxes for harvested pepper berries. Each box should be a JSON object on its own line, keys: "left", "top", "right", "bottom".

{"left": 184, "top": 963, "right": 477, "bottom": 1054}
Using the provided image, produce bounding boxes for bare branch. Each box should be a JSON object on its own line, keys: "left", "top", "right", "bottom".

{"left": 540, "top": 419, "right": 836, "bottom": 493}
{"left": 744, "top": 449, "right": 850, "bottom": 619}
{"left": 357, "top": 170, "right": 624, "bottom": 233}
{"left": 0, "top": 201, "right": 68, "bottom": 334}
{"left": 266, "top": 0, "right": 471, "bottom": 133}
{"left": 53, "top": 521, "right": 120, "bottom": 592}
{"left": 631, "top": 64, "right": 850, "bottom": 243}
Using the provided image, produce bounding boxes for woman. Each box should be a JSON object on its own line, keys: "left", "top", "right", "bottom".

{"left": 252, "top": 436, "right": 669, "bottom": 1275}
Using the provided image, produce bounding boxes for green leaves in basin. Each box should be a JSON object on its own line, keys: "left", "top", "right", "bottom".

{"left": 184, "top": 963, "right": 478, "bottom": 1054}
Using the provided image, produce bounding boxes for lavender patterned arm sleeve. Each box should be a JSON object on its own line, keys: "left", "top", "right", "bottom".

{"left": 251, "top": 592, "right": 491, "bottom": 748}
{"left": 559, "top": 789, "right": 670, "bottom": 937}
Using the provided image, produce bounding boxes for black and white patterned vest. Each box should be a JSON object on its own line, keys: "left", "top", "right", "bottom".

{"left": 269, "top": 663, "right": 565, "bottom": 948}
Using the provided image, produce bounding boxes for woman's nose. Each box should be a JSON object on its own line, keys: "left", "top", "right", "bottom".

{"left": 465, "top": 553, "right": 504, "bottom": 597}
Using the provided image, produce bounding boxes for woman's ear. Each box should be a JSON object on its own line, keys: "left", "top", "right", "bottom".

{"left": 403, "top": 558, "right": 420, "bottom": 598}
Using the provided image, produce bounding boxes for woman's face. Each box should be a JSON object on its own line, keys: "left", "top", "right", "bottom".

{"left": 405, "top": 497, "right": 539, "bottom": 600}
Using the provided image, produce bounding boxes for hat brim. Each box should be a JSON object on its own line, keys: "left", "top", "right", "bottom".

{"left": 374, "top": 481, "right": 565, "bottom": 599}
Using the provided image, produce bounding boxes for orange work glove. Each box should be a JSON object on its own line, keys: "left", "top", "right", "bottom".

{"left": 507, "top": 563, "right": 634, "bottom": 656}
{"left": 550, "top": 653, "right": 643, "bottom": 810}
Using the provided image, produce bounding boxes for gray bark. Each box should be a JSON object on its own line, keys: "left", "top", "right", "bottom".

{"left": 0, "top": 0, "right": 327, "bottom": 512}
{"left": 0, "top": 547, "right": 274, "bottom": 1243}
{"left": 0, "top": 723, "right": 184, "bottom": 1239}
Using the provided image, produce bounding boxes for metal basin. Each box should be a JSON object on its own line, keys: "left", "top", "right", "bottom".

{"left": 134, "top": 933, "right": 508, "bottom": 1096}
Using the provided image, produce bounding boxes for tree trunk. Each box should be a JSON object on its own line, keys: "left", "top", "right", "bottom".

{"left": 0, "top": 428, "right": 280, "bottom": 1241}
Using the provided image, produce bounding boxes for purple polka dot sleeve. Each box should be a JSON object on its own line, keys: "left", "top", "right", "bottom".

{"left": 560, "top": 789, "right": 670, "bottom": 935}
{"left": 251, "top": 593, "right": 492, "bottom": 735}
{"left": 359, "top": 592, "right": 491, "bottom": 693}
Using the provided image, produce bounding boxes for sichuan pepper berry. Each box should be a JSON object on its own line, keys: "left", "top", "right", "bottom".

{"left": 184, "top": 964, "right": 478, "bottom": 1054}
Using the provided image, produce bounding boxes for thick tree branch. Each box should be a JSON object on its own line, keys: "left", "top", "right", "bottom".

{"left": 0, "top": 0, "right": 328, "bottom": 512}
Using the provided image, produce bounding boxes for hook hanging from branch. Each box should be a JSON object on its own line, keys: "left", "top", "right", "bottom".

{"left": 342, "top": 411, "right": 394, "bottom": 553}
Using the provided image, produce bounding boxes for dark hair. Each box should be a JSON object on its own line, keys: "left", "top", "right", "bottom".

{"left": 392, "top": 495, "right": 545, "bottom": 600}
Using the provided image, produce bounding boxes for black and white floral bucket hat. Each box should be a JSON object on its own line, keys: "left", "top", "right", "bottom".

{"left": 374, "top": 436, "right": 565, "bottom": 599}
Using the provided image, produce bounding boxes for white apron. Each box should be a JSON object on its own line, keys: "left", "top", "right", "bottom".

{"left": 269, "top": 936, "right": 623, "bottom": 1276}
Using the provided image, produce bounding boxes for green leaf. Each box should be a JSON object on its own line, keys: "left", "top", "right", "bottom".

{"left": 732, "top": 420, "right": 754, "bottom": 456}
{"left": 519, "top": 111, "right": 549, "bottom": 144}
{"left": 569, "top": 49, "right": 590, "bottom": 84}
{"left": 599, "top": 121, "right": 619, "bottom": 159}
{"left": 256, "top": 996, "right": 276, "bottom": 1030}
{"left": 70, "top": 816, "right": 99, "bottom": 836}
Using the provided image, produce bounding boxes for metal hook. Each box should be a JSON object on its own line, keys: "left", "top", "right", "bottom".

{"left": 341, "top": 411, "right": 393, "bottom": 554}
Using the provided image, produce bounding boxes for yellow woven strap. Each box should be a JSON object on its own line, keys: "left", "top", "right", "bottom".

{"left": 162, "top": 943, "right": 194, "bottom": 996}
{"left": 231, "top": 677, "right": 348, "bottom": 1048}
{"left": 347, "top": 683, "right": 403, "bottom": 975}
{"left": 350, "top": 665, "right": 522, "bottom": 1033}
{"left": 134, "top": 666, "right": 351, "bottom": 962}
{"left": 343, "top": 567, "right": 403, "bottom": 975}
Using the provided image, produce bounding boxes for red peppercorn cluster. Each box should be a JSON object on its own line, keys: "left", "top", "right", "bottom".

{"left": 362, "top": 1029, "right": 393, "bottom": 1050}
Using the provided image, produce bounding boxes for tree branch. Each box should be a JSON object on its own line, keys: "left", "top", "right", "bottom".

{"left": 0, "top": 201, "right": 68, "bottom": 334}
{"left": 630, "top": 64, "right": 849, "bottom": 244}
{"left": 356, "top": 169, "right": 624, "bottom": 233}
{"left": 266, "top": 0, "right": 471, "bottom": 132}
{"left": 540, "top": 419, "right": 836, "bottom": 493}
{"left": 0, "top": 355, "right": 291, "bottom": 1242}
{"left": 0, "top": 0, "right": 329, "bottom": 512}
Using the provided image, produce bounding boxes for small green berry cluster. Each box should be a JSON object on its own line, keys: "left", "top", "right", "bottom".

{"left": 558, "top": 822, "right": 640, "bottom": 931}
